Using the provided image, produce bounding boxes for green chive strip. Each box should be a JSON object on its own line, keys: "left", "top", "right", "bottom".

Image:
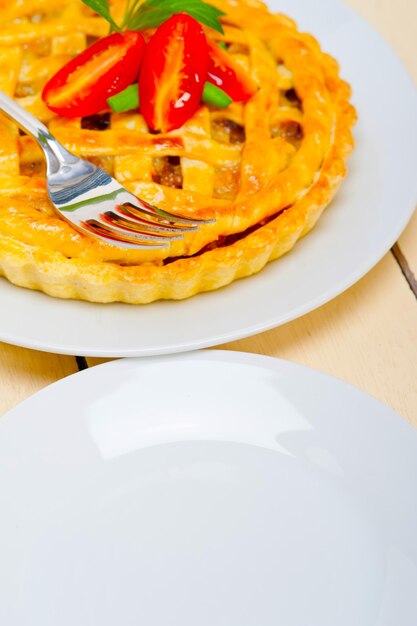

{"left": 217, "top": 41, "right": 227, "bottom": 50}
{"left": 202, "top": 82, "right": 232, "bottom": 109}
{"left": 107, "top": 84, "right": 139, "bottom": 113}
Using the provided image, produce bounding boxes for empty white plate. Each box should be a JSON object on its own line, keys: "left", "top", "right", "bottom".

{"left": 0, "top": 351, "right": 416, "bottom": 625}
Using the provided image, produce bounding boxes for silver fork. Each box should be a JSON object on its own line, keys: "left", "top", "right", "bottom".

{"left": 0, "top": 91, "right": 213, "bottom": 249}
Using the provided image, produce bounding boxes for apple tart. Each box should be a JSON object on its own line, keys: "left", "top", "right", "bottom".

{"left": 0, "top": 0, "right": 356, "bottom": 303}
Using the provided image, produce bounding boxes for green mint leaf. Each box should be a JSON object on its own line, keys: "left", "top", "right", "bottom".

{"left": 81, "top": 0, "right": 121, "bottom": 31}
{"left": 127, "top": 0, "right": 225, "bottom": 34}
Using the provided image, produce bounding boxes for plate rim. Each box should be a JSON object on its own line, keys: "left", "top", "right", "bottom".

{"left": 0, "top": 0, "right": 416, "bottom": 357}
{"left": 2, "top": 350, "right": 417, "bottom": 625}
{"left": 2, "top": 348, "right": 414, "bottom": 431}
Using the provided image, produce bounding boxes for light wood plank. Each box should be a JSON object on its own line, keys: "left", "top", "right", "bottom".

{"left": 398, "top": 212, "right": 417, "bottom": 280}
{"left": 0, "top": 345, "right": 78, "bottom": 416}
{"left": 344, "top": 0, "right": 417, "bottom": 275}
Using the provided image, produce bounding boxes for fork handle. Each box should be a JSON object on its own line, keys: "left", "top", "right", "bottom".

{"left": 0, "top": 90, "right": 76, "bottom": 173}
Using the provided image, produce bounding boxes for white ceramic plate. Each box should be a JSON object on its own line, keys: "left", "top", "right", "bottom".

{"left": 1, "top": 350, "right": 416, "bottom": 625}
{"left": 1, "top": 0, "right": 416, "bottom": 356}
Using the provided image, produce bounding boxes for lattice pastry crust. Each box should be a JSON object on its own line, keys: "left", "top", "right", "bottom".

{"left": 0, "top": 0, "right": 356, "bottom": 303}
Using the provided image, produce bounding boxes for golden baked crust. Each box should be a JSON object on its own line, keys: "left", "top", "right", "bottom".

{"left": 0, "top": 0, "right": 356, "bottom": 303}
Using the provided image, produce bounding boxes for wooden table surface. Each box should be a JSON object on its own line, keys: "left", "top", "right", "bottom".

{"left": 0, "top": 0, "right": 416, "bottom": 426}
